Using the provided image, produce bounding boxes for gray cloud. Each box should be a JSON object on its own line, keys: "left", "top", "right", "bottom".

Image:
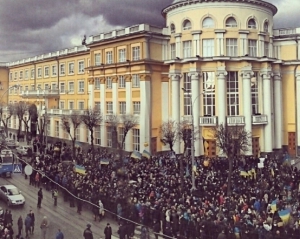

{"left": 0, "top": 0, "right": 297, "bottom": 62}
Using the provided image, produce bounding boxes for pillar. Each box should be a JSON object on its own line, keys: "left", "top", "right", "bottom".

{"left": 192, "top": 31, "right": 201, "bottom": 56}
{"left": 241, "top": 69, "right": 253, "bottom": 155}
{"left": 140, "top": 74, "right": 151, "bottom": 153}
{"left": 216, "top": 67, "right": 227, "bottom": 125}
{"left": 100, "top": 77, "right": 107, "bottom": 147}
{"left": 273, "top": 72, "right": 283, "bottom": 150}
{"left": 174, "top": 34, "right": 182, "bottom": 59}
{"left": 296, "top": 72, "right": 300, "bottom": 154}
{"left": 215, "top": 30, "right": 225, "bottom": 56}
{"left": 261, "top": 69, "right": 273, "bottom": 152}
{"left": 125, "top": 75, "right": 133, "bottom": 151}
{"left": 112, "top": 76, "right": 118, "bottom": 114}
{"left": 88, "top": 77, "right": 95, "bottom": 109}
{"left": 239, "top": 32, "right": 248, "bottom": 56}
{"left": 170, "top": 73, "right": 181, "bottom": 154}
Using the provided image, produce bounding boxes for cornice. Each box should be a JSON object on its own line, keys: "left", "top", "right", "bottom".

{"left": 162, "top": 0, "right": 277, "bottom": 17}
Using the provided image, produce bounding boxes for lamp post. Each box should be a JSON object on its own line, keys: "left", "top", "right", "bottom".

{"left": 182, "top": 87, "right": 204, "bottom": 191}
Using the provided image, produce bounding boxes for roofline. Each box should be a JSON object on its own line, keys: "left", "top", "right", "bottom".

{"left": 162, "top": 0, "right": 278, "bottom": 17}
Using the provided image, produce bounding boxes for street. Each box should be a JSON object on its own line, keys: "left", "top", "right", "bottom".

{"left": 0, "top": 173, "right": 120, "bottom": 239}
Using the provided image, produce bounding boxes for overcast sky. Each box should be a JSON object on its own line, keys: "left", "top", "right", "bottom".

{"left": 0, "top": 0, "right": 298, "bottom": 63}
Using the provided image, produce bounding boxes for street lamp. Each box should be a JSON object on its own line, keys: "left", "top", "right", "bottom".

{"left": 182, "top": 87, "right": 204, "bottom": 191}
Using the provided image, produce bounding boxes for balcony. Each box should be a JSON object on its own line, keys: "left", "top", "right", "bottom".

{"left": 199, "top": 116, "right": 218, "bottom": 126}
{"left": 227, "top": 116, "right": 245, "bottom": 126}
{"left": 105, "top": 114, "right": 140, "bottom": 124}
{"left": 47, "top": 109, "right": 85, "bottom": 116}
{"left": 181, "top": 115, "right": 192, "bottom": 123}
{"left": 252, "top": 115, "right": 268, "bottom": 125}
{"left": 20, "top": 89, "right": 60, "bottom": 99}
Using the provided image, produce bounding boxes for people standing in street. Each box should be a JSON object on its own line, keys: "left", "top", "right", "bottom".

{"left": 55, "top": 228, "right": 64, "bottom": 239}
{"left": 104, "top": 223, "right": 112, "bottom": 239}
{"left": 40, "top": 216, "right": 49, "bottom": 239}
{"left": 29, "top": 210, "right": 35, "bottom": 234}
{"left": 83, "top": 224, "right": 93, "bottom": 239}
{"left": 17, "top": 216, "right": 23, "bottom": 237}
{"left": 37, "top": 188, "right": 43, "bottom": 208}
{"left": 24, "top": 214, "right": 32, "bottom": 239}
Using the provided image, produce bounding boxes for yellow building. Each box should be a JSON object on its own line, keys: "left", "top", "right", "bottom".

{"left": 2, "top": 0, "right": 300, "bottom": 157}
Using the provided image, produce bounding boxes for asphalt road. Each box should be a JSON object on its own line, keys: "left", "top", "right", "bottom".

{"left": 0, "top": 173, "right": 120, "bottom": 239}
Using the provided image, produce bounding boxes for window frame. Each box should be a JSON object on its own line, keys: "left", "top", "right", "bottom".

{"left": 132, "top": 46, "right": 140, "bottom": 61}
{"left": 226, "top": 38, "right": 238, "bottom": 57}
{"left": 44, "top": 66, "right": 49, "bottom": 77}
{"left": 106, "top": 102, "right": 113, "bottom": 114}
{"left": 118, "top": 75, "right": 125, "bottom": 88}
{"left": 225, "top": 17, "right": 238, "bottom": 28}
{"left": 248, "top": 19, "right": 257, "bottom": 29}
{"left": 202, "top": 17, "right": 215, "bottom": 28}
{"left": 60, "top": 63, "right": 65, "bottom": 75}
{"left": 106, "top": 77, "right": 112, "bottom": 89}
{"left": 183, "top": 20, "right": 192, "bottom": 30}
{"left": 106, "top": 51, "right": 113, "bottom": 64}
{"left": 68, "top": 81, "right": 74, "bottom": 93}
{"left": 118, "top": 49, "right": 126, "bottom": 63}
{"left": 248, "top": 39, "right": 257, "bottom": 57}
{"left": 95, "top": 53, "right": 102, "bottom": 66}
{"left": 78, "top": 60, "right": 84, "bottom": 74}
{"left": 119, "top": 102, "right": 126, "bottom": 114}
{"left": 52, "top": 65, "right": 57, "bottom": 76}
{"left": 226, "top": 71, "right": 239, "bottom": 116}
{"left": 202, "top": 72, "right": 216, "bottom": 116}
{"left": 132, "top": 128, "right": 140, "bottom": 151}
{"left": 78, "top": 81, "right": 85, "bottom": 93}
{"left": 183, "top": 40, "right": 192, "bottom": 58}
{"left": 202, "top": 39, "right": 215, "bottom": 57}
{"left": 68, "top": 62, "right": 75, "bottom": 75}
{"left": 132, "top": 74, "right": 140, "bottom": 88}
{"left": 133, "top": 101, "right": 140, "bottom": 115}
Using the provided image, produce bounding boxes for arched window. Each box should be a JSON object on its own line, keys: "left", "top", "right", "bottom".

{"left": 202, "top": 17, "right": 215, "bottom": 28}
{"left": 248, "top": 19, "right": 256, "bottom": 29}
{"left": 170, "top": 24, "right": 175, "bottom": 34}
{"left": 183, "top": 20, "right": 192, "bottom": 30}
{"left": 225, "top": 17, "right": 237, "bottom": 28}
{"left": 264, "top": 21, "right": 269, "bottom": 32}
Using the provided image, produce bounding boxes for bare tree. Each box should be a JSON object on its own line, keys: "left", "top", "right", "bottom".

{"left": 82, "top": 108, "right": 103, "bottom": 158}
{"left": 0, "top": 104, "right": 14, "bottom": 136}
{"left": 119, "top": 114, "right": 138, "bottom": 150}
{"left": 37, "top": 114, "right": 49, "bottom": 143}
{"left": 213, "top": 123, "right": 251, "bottom": 195}
{"left": 14, "top": 102, "right": 28, "bottom": 141}
{"left": 106, "top": 114, "right": 119, "bottom": 148}
{"left": 61, "top": 113, "right": 83, "bottom": 159}
{"left": 159, "top": 120, "right": 180, "bottom": 153}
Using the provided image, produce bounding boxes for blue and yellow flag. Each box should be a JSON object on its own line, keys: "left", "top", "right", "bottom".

{"left": 270, "top": 200, "right": 277, "bottom": 213}
{"left": 131, "top": 150, "right": 141, "bottom": 160}
{"left": 283, "top": 154, "right": 291, "bottom": 166}
{"left": 75, "top": 165, "right": 86, "bottom": 175}
{"left": 142, "top": 150, "right": 151, "bottom": 159}
{"left": 278, "top": 209, "right": 290, "bottom": 225}
{"left": 240, "top": 169, "right": 249, "bottom": 177}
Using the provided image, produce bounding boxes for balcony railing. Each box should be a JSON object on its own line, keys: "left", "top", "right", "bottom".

{"left": 47, "top": 109, "right": 85, "bottom": 115}
{"left": 252, "top": 115, "right": 268, "bottom": 125}
{"left": 20, "top": 89, "right": 60, "bottom": 98}
{"left": 181, "top": 115, "right": 192, "bottom": 123}
{"left": 199, "top": 116, "right": 218, "bottom": 126}
{"left": 227, "top": 116, "right": 245, "bottom": 126}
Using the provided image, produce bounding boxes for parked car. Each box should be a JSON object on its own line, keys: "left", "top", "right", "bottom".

{"left": 5, "top": 139, "right": 19, "bottom": 148}
{"left": 0, "top": 185, "right": 25, "bottom": 207}
{"left": 16, "top": 146, "right": 32, "bottom": 156}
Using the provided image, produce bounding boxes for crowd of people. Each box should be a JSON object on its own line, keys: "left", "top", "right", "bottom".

{"left": 18, "top": 141, "right": 300, "bottom": 239}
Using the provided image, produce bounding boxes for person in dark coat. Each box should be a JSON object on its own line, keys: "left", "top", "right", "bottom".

{"left": 17, "top": 216, "right": 23, "bottom": 236}
{"left": 153, "top": 220, "right": 161, "bottom": 239}
{"left": 83, "top": 224, "right": 93, "bottom": 239}
{"left": 37, "top": 188, "right": 43, "bottom": 208}
{"left": 104, "top": 223, "right": 112, "bottom": 239}
{"left": 24, "top": 214, "right": 32, "bottom": 239}
{"left": 118, "top": 224, "right": 127, "bottom": 239}
{"left": 29, "top": 210, "right": 35, "bottom": 234}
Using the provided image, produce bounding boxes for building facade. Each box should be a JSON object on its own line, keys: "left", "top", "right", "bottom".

{"left": 2, "top": 0, "right": 300, "bottom": 157}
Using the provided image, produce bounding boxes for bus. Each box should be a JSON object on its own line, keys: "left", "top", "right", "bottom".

{"left": 0, "top": 150, "right": 14, "bottom": 177}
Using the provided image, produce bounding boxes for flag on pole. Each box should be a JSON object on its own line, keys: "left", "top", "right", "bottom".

{"left": 270, "top": 200, "right": 277, "bottom": 213}
{"left": 278, "top": 209, "right": 291, "bottom": 225}
{"left": 75, "top": 165, "right": 86, "bottom": 175}
{"left": 239, "top": 169, "right": 249, "bottom": 177}
{"left": 130, "top": 151, "right": 141, "bottom": 160}
{"left": 142, "top": 150, "right": 151, "bottom": 159}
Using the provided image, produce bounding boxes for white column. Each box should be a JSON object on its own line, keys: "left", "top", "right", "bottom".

{"left": 170, "top": 73, "right": 181, "bottom": 154}
{"left": 261, "top": 70, "right": 273, "bottom": 152}
{"left": 269, "top": 37, "right": 274, "bottom": 58}
{"left": 100, "top": 80, "right": 107, "bottom": 147}
{"left": 112, "top": 77, "right": 118, "bottom": 114}
{"left": 161, "top": 77, "right": 170, "bottom": 151}
{"left": 216, "top": 67, "right": 227, "bottom": 125}
{"left": 239, "top": 33, "right": 248, "bottom": 56}
{"left": 192, "top": 31, "right": 201, "bottom": 56}
{"left": 88, "top": 78, "right": 94, "bottom": 109}
{"left": 241, "top": 70, "right": 253, "bottom": 155}
{"left": 258, "top": 34, "right": 265, "bottom": 57}
{"left": 189, "top": 72, "right": 202, "bottom": 156}
{"left": 215, "top": 32, "right": 225, "bottom": 56}
{"left": 296, "top": 72, "right": 300, "bottom": 154}
{"left": 125, "top": 75, "right": 133, "bottom": 151}
{"left": 273, "top": 73, "right": 283, "bottom": 149}
{"left": 175, "top": 34, "right": 182, "bottom": 58}
{"left": 139, "top": 75, "right": 151, "bottom": 153}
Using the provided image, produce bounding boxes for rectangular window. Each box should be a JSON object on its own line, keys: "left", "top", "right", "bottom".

{"left": 95, "top": 102, "right": 101, "bottom": 111}
{"left": 119, "top": 49, "right": 126, "bottom": 63}
{"left": 31, "top": 69, "right": 35, "bottom": 79}
{"left": 31, "top": 85, "right": 35, "bottom": 90}
{"left": 25, "top": 70, "right": 29, "bottom": 79}
{"left": 95, "top": 78, "right": 100, "bottom": 90}
{"left": 264, "top": 41, "right": 269, "bottom": 57}
{"left": 107, "top": 126, "right": 112, "bottom": 147}
{"left": 78, "top": 101, "right": 84, "bottom": 110}
{"left": 227, "top": 72, "right": 239, "bottom": 116}
{"left": 183, "top": 41, "right": 192, "bottom": 58}
{"left": 19, "top": 71, "right": 23, "bottom": 80}
{"left": 14, "top": 72, "right": 18, "bottom": 80}
{"left": 170, "top": 43, "right": 176, "bottom": 59}
{"left": 60, "top": 63, "right": 65, "bottom": 75}
{"left": 95, "top": 126, "right": 101, "bottom": 145}
{"left": 60, "top": 82, "right": 65, "bottom": 93}
{"left": 132, "top": 46, "right": 140, "bottom": 61}
{"left": 183, "top": 73, "right": 191, "bottom": 115}
{"left": 202, "top": 72, "right": 216, "bottom": 116}
{"left": 118, "top": 127, "right": 125, "bottom": 149}
{"left": 106, "top": 77, "right": 112, "bottom": 89}
{"left": 132, "top": 74, "right": 140, "bottom": 88}
{"left": 9, "top": 72, "right": 12, "bottom": 81}
{"left": 118, "top": 76, "right": 125, "bottom": 88}
{"left": 106, "top": 102, "right": 113, "bottom": 114}
{"left": 203, "top": 39, "right": 215, "bottom": 57}
{"left": 132, "top": 129, "right": 140, "bottom": 151}
{"left": 68, "top": 62, "right": 74, "bottom": 74}
{"left": 75, "top": 128, "right": 80, "bottom": 141}
{"left": 51, "top": 83, "right": 57, "bottom": 90}
{"left": 133, "top": 101, "right": 140, "bottom": 114}
{"left": 78, "top": 61, "right": 84, "bottom": 73}
{"left": 248, "top": 40, "right": 257, "bottom": 57}
{"left": 44, "top": 84, "right": 49, "bottom": 90}
{"left": 60, "top": 101, "right": 65, "bottom": 109}
{"left": 55, "top": 121, "right": 59, "bottom": 137}
{"left": 106, "top": 51, "right": 113, "bottom": 64}
{"left": 52, "top": 65, "right": 57, "bottom": 76}
{"left": 251, "top": 72, "right": 259, "bottom": 114}
{"left": 119, "top": 102, "right": 126, "bottom": 114}
{"left": 44, "top": 67, "right": 49, "bottom": 77}
{"left": 69, "top": 101, "right": 74, "bottom": 110}
{"left": 78, "top": 81, "right": 84, "bottom": 92}
{"left": 68, "top": 82, "right": 74, "bottom": 93}
{"left": 226, "top": 38, "right": 238, "bottom": 57}
{"left": 95, "top": 53, "right": 101, "bottom": 66}
{"left": 37, "top": 68, "right": 42, "bottom": 78}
